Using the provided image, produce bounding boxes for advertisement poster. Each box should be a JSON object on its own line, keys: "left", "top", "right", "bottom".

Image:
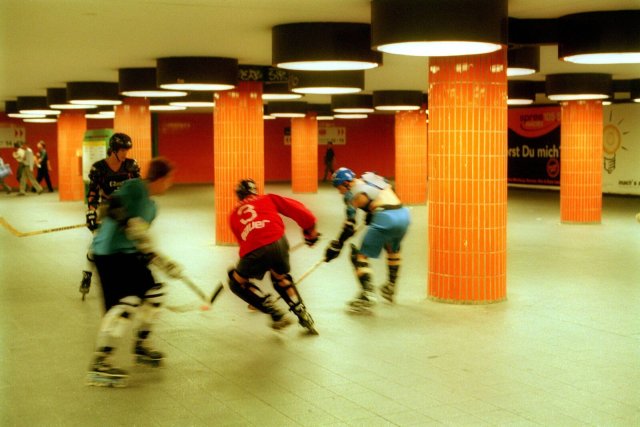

{"left": 0, "top": 125, "right": 26, "bottom": 148}
{"left": 508, "top": 106, "right": 561, "bottom": 186}
{"left": 284, "top": 125, "right": 346, "bottom": 145}
{"left": 82, "top": 129, "right": 111, "bottom": 181}
{"left": 602, "top": 103, "right": 640, "bottom": 196}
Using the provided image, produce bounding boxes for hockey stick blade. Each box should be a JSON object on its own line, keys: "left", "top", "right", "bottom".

{"left": 209, "top": 282, "right": 224, "bottom": 304}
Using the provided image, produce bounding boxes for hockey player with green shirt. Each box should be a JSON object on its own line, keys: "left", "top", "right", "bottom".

{"left": 86, "top": 157, "right": 181, "bottom": 387}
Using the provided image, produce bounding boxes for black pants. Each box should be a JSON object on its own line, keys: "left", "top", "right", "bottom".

{"left": 36, "top": 167, "right": 53, "bottom": 191}
{"left": 94, "top": 253, "right": 156, "bottom": 311}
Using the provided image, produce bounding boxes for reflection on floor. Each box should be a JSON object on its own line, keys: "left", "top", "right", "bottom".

{"left": 1, "top": 184, "right": 638, "bottom": 426}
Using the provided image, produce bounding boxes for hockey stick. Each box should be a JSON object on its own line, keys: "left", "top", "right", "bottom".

{"left": 0, "top": 217, "right": 85, "bottom": 237}
{"left": 297, "top": 259, "right": 325, "bottom": 286}
{"left": 166, "top": 280, "right": 224, "bottom": 313}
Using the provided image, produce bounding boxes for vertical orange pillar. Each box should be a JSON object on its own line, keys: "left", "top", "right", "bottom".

{"left": 57, "top": 111, "right": 86, "bottom": 201}
{"left": 560, "top": 100, "right": 602, "bottom": 223}
{"left": 291, "top": 113, "right": 318, "bottom": 193}
{"left": 114, "top": 97, "right": 152, "bottom": 176}
{"left": 214, "top": 82, "right": 264, "bottom": 244}
{"left": 395, "top": 109, "right": 427, "bottom": 204}
{"left": 427, "top": 49, "right": 508, "bottom": 303}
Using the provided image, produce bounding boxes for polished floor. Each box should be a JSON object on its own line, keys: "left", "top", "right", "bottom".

{"left": 1, "top": 184, "right": 639, "bottom": 426}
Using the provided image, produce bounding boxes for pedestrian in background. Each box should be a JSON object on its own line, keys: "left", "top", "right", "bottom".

{"left": 35, "top": 140, "right": 54, "bottom": 192}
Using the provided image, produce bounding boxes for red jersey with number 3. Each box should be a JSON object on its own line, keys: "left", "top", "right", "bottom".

{"left": 229, "top": 193, "right": 316, "bottom": 257}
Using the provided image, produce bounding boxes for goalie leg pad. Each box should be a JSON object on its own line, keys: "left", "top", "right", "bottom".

{"left": 94, "top": 295, "right": 141, "bottom": 353}
{"left": 136, "top": 283, "right": 165, "bottom": 338}
{"left": 228, "top": 270, "right": 277, "bottom": 315}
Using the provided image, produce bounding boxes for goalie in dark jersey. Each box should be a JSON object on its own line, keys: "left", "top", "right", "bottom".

{"left": 228, "top": 179, "right": 320, "bottom": 334}
{"left": 80, "top": 133, "right": 141, "bottom": 299}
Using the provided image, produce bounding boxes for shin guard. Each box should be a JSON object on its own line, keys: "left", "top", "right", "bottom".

{"left": 350, "top": 244, "right": 374, "bottom": 292}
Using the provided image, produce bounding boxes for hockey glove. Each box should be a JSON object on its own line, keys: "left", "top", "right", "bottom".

{"left": 86, "top": 210, "right": 98, "bottom": 231}
{"left": 303, "top": 227, "right": 320, "bottom": 247}
{"left": 337, "top": 219, "right": 356, "bottom": 243}
{"left": 324, "top": 240, "right": 343, "bottom": 262}
{"left": 152, "top": 254, "right": 183, "bottom": 279}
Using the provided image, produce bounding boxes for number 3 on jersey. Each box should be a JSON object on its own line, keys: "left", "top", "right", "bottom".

{"left": 238, "top": 204, "right": 257, "bottom": 224}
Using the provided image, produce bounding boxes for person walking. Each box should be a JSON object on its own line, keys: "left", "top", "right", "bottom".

{"left": 16, "top": 142, "right": 42, "bottom": 195}
{"left": 228, "top": 179, "right": 320, "bottom": 334}
{"left": 35, "top": 140, "right": 54, "bottom": 192}
{"left": 325, "top": 167, "right": 410, "bottom": 313}
{"left": 0, "top": 155, "right": 12, "bottom": 194}
{"left": 87, "top": 157, "right": 180, "bottom": 387}
{"left": 322, "top": 141, "right": 335, "bottom": 182}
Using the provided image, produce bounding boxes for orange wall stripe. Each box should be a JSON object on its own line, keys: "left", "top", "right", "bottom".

{"left": 427, "top": 49, "right": 508, "bottom": 304}
{"left": 214, "top": 82, "right": 264, "bottom": 245}
{"left": 395, "top": 109, "right": 427, "bottom": 204}
{"left": 114, "top": 97, "right": 152, "bottom": 177}
{"left": 560, "top": 100, "right": 602, "bottom": 223}
{"left": 57, "top": 111, "right": 86, "bottom": 201}
{"left": 291, "top": 114, "right": 318, "bottom": 193}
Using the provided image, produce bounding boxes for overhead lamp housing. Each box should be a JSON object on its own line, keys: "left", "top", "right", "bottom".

{"left": 289, "top": 70, "right": 364, "bottom": 95}
{"left": 272, "top": 22, "right": 382, "bottom": 71}
{"left": 559, "top": 10, "right": 640, "bottom": 64}
{"left": 149, "top": 98, "right": 187, "bottom": 111}
{"left": 507, "top": 81, "right": 537, "bottom": 105}
{"left": 307, "top": 103, "right": 334, "bottom": 120}
{"left": 334, "top": 113, "right": 368, "bottom": 119}
{"left": 85, "top": 107, "right": 115, "bottom": 119}
{"left": 373, "top": 90, "right": 423, "bottom": 111}
{"left": 371, "top": 0, "right": 507, "bottom": 57}
{"left": 262, "top": 82, "right": 303, "bottom": 100}
{"left": 119, "top": 68, "right": 187, "bottom": 98}
{"left": 67, "top": 82, "right": 122, "bottom": 106}
{"left": 507, "top": 46, "right": 540, "bottom": 77}
{"left": 267, "top": 101, "right": 308, "bottom": 118}
{"left": 5, "top": 100, "right": 46, "bottom": 119}
{"left": 23, "top": 117, "right": 57, "bottom": 123}
{"left": 545, "top": 73, "right": 612, "bottom": 101}
{"left": 17, "top": 96, "right": 60, "bottom": 115}
{"left": 331, "top": 94, "right": 374, "bottom": 113}
{"left": 169, "top": 91, "right": 215, "bottom": 108}
{"left": 157, "top": 57, "right": 238, "bottom": 91}
{"left": 47, "top": 88, "right": 95, "bottom": 109}
{"left": 630, "top": 79, "right": 640, "bottom": 103}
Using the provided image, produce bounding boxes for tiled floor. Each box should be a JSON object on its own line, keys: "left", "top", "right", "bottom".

{"left": 1, "top": 184, "right": 639, "bottom": 426}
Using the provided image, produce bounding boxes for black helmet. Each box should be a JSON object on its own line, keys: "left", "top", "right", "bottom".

{"left": 235, "top": 179, "right": 258, "bottom": 200}
{"left": 109, "top": 133, "right": 132, "bottom": 152}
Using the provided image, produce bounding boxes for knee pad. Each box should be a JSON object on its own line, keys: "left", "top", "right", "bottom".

{"left": 228, "top": 269, "right": 273, "bottom": 314}
{"left": 99, "top": 295, "right": 141, "bottom": 339}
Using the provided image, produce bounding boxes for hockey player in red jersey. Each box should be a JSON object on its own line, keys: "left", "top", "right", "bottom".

{"left": 228, "top": 179, "right": 320, "bottom": 334}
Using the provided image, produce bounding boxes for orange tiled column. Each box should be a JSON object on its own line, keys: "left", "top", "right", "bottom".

{"left": 291, "top": 113, "right": 318, "bottom": 193}
{"left": 214, "top": 82, "right": 264, "bottom": 244}
{"left": 114, "top": 97, "right": 152, "bottom": 176}
{"left": 395, "top": 109, "right": 428, "bottom": 204}
{"left": 427, "top": 49, "right": 508, "bottom": 303}
{"left": 559, "top": 100, "right": 602, "bottom": 223}
{"left": 57, "top": 111, "right": 86, "bottom": 201}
